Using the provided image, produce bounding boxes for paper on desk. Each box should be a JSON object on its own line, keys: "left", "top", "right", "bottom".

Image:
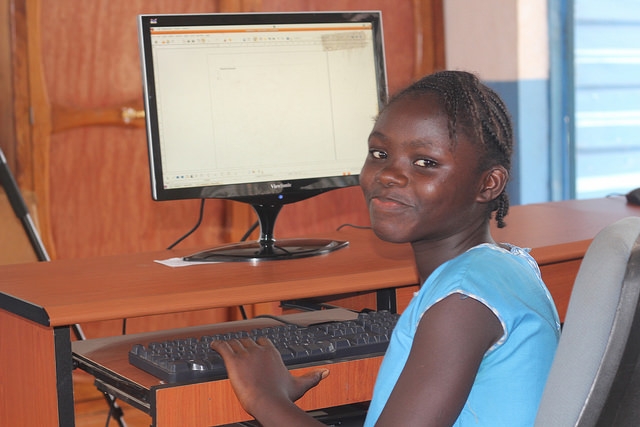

{"left": 154, "top": 257, "right": 207, "bottom": 267}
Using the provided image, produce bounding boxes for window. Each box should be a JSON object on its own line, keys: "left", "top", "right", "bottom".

{"left": 573, "top": 0, "right": 640, "bottom": 198}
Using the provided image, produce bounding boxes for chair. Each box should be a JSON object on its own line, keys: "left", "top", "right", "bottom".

{"left": 535, "top": 216, "right": 640, "bottom": 426}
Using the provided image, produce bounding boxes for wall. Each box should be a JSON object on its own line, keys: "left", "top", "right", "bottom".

{"left": 444, "top": 0, "right": 551, "bottom": 205}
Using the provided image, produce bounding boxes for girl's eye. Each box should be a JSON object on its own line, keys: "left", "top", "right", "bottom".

{"left": 414, "top": 158, "right": 438, "bottom": 168}
{"left": 369, "top": 149, "right": 387, "bottom": 159}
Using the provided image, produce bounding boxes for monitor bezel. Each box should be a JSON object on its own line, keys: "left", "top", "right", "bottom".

{"left": 138, "top": 11, "right": 388, "bottom": 206}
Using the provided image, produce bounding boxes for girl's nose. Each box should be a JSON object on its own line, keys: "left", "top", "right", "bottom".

{"left": 376, "top": 163, "right": 408, "bottom": 187}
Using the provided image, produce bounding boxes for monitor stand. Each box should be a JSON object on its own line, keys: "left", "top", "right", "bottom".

{"left": 183, "top": 203, "right": 348, "bottom": 262}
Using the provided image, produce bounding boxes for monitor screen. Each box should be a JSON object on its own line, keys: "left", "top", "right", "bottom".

{"left": 138, "top": 12, "right": 388, "bottom": 261}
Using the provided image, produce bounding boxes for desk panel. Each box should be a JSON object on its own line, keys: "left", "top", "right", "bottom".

{"left": 540, "top": 259, "right": 583, "bottom": 320}
{"left": 154, "top": 358, "right": 381, "bottom": 426}
{"left": 0, "top": 309, "right": 60, "bottom": 426}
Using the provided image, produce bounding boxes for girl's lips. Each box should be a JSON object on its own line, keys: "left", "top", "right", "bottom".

{"left": 370, "top": 195, "right": 413, "bottom": 210}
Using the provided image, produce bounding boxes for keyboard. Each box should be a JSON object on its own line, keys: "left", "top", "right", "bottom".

{"left": 129, "top": 310, "right": 400, "bottom": 384}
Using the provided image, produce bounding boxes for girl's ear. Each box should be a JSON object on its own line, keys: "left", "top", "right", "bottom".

{"left": 477, "top": 166, "right": 508, "bottom": 203}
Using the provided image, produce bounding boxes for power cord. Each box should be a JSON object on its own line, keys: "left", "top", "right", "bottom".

{"left": 166, "top": 199, "right": 206, "bottom": 250}
{"left": 104, "top": 392, "right": 126, "bottom": 427}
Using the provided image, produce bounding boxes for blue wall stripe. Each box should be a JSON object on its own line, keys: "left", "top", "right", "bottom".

{"left": 486, "top": 79, "right": 550, "bottom": 205}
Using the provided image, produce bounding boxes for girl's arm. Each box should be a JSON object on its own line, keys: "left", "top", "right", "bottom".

{"left": 212, "top": 292, "right": 501, "bottom": 427}
{"left": 375, "top": 293, "right": 503, "bottom": 426}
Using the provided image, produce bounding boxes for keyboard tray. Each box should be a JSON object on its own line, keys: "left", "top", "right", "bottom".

{"left": 71, "top": 309, "right": 389, "bottom": 425}
{"left": 128, "top": 310, "right": 399, "bottom": 384}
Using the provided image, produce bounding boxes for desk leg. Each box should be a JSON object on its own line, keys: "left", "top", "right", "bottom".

{"left": 376, "top": 288, "right": 397, "bottom": 313}
{"left": 55, "top": 326, "right": 75, "bottom": 426}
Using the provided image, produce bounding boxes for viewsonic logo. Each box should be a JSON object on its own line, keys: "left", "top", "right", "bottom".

{"left": 270, "top": 182, "right": 292, "bottom": 191}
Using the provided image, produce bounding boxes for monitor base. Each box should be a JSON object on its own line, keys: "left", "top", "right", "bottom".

{"left": 183, "top": 238, "right": 348, "bottom": 262}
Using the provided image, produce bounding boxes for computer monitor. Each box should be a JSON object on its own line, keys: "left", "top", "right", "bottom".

{"left": 138, "top": 11, "right": 387, "bottom": 261}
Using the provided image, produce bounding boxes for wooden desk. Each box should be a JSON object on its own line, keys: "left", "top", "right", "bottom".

{"left": 492, "top": 197, "right": 640, "bottom": 319}
{"left": 1, "top": 197, "right": 638, "bottom": 426}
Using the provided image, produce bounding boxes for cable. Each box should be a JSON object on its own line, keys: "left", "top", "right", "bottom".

{"left": 240, "top": 220, "right": 259, "bottom": 242}
{"left": 252, "top": 313, "right": 306, "bottom": 326}
{"left": 336, "top": 223, "right": 372, "bottom": 231}
{"left": 238, "top": 305, "right": 248, "bottom": 320}
{"left": 104, "top": 391, "right": 126, "bottom": 427}
{"left": 237, "top": 220, "right": 258, "bottom": 320}
{"left": 166, "top": 199, "right": 206, "bottom": 250}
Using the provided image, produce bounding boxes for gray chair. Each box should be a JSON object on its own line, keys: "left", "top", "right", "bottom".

{"left": 535, "top": 216, "right": 640, "bottom": 426}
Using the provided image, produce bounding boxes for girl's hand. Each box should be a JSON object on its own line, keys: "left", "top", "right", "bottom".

{"left": 211, "top": 337, "right": 329, "bottom": 420}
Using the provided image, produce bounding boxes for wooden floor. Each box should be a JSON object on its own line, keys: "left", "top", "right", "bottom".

{"left": 74, "top": 371, "right": 152, "bottom": 427}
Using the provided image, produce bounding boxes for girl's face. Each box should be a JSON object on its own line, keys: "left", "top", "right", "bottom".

{"left": 360, "top": 93, "right": 490, "bottom": 245}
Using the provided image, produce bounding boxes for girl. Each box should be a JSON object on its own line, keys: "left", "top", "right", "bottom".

{"left": 211, "top": 70, "right": 560, "bottom": 426}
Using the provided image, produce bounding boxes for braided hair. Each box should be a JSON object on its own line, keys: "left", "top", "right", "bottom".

{"left": 385, "top": 70, "right": 513, "bottom": 228}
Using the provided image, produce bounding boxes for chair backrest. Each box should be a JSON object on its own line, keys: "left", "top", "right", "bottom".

{"left": 534, "top": 216, "right": 640, "bottom": 427}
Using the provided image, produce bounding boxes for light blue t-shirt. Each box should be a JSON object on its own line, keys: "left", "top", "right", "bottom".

{"left": 364, "top": 244, "right": 560, "bottom": 426}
